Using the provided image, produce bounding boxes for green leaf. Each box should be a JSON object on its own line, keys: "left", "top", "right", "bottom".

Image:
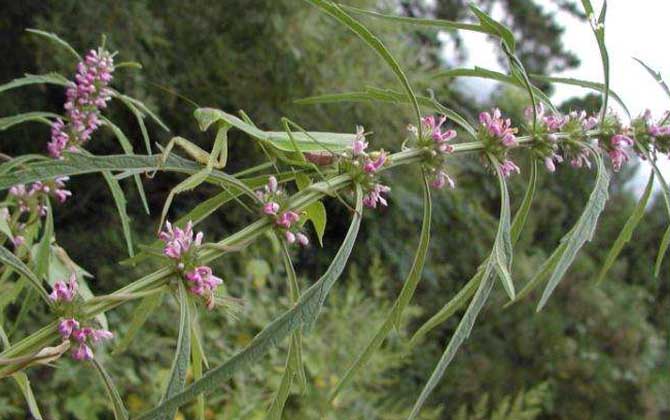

{"left": 280, "top": 240, "right": 307, "bottom": 392}
{"left": 12, "top": 372, "right": 43, "bottom": 419}
{"left": 492, "top": 163, "right": 514, "bottom": 300}
{"left": 468, "top": 5, "right": 516, "bottom": 52}
{"left": 194, "top": 107, "right": 355, "bottom": 153}
{"left": 410, "top": 161, "right": 537, "bottom": 345}
{"left": 100, "top": 170, "right": 134, "bottom": 257}
{"left": 266, "top": 342, "right": 295, "bottom": 420}
{"left": 137, "top": 186, "right": 364, "bottom": 419}
{"left": 296, "top": 86, "right": 476, "bottom": 138}
{"left": 303, "top": 0, "right": 423, "bottom": 136}
{"left": 579, "top": 0, "right": 610, "bottom": 122}
{"left": 161, "top": 282, "right": 192, "bottom": 420}
{"left": 339, "top": 4, "right": 488, "bottom": 34}
{"left": 92, "top": 358, "right": 129, "bottom": 420}
{"left": 26, "top": 29, "right": 81, "bottom": 61}
{"left": 305, "top": 201, "right": 327, "bottom": 246}
{"left": 0, "top": 73, "right": 69, "bottom": 94}
{"left": 329, "top": 173, "right": 431, "bottom": 401}
{"left": 0, "top": 112, "right": 59, "bottom": 131}
{"left": 190, "top": 305, "right": 206, "bottom": 420}
{"left": 113, "top": 291, "right": 164, "bottom": 355}
{"left": 528, "top": 74, "right": 630, "bottom": 118}
{"left": 115, "top": 95, "right": 153, "bottom": 156}
{"left": 116, "top": 93, "right": 170, "bottom": 133}
{"left": 0, "top": 246, "right": 50, "bottom": 304}
{"left": 534, "top": 151, "right": 610, "bottom": 310}
{"left": 596, "top": 172, "right": 654, "bottom": 284}
{"left": 34, "top": 199, "right": 54, "bottom": 278}
{"left": 433, "top": 67, "right": 557, "bottom": 114}
{"left": 408, "top": 262, "right": 497, "bottom": 420}
{"left": 102, "top": 117, "right": 150, "bottom": 214}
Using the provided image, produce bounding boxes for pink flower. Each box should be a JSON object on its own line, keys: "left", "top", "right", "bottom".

{"left": 185, "top": 266, "right": 223, "bottom": 298}
{"left": 267, "top": 176, "right": 278, "bottom": 194}
{"left": 479, "top": 108, "right": 517, "bottom": 147}
{"left": 58, "top": 318, "right": 80, "bottom": 338}
{"left": 500, "top": 160, "right": 521, "bottom": 178}
{"left": 431, "top": 171, "right": 455, "bottom": 190}
{"left": 422, "top": 115, "right": 457, "bottom": 153}
{"left": 11, "top": 235, "right": 25, "bottom": 248}
{"left": 608, "top": 134, "right": 634, "bottom": 172}
{"left": 72, "top": 343, "right": 94, "bottom": 361}
{"left": 285, "top": 231, "right": 296, "bottom": 244}
{"left": 352, "top": 125, "right": 368, "bottom": 155}
{"left": 363, "top": 183, "right": 391, "bottom": 209}
{"left": 49, "top": 273, "right": 79, "bottom": 302}
{"left": 263, "top": 202, "right": 280, "bottom": 215}
{"left": 363, "top": 151, "right": 387, "bottom": 173}
{"left": 544, "top": 154, "right": 564, "bottom": 173}
{"left": 90, "top": 329, "right": 114, "bottom": 343}
{"left": 159, "top": 220, "right": 203, "bottom": 260}
{"left": 296, "top": 232, "right": 309, "bottom": 246}
{"left": 276, "top": 211, "right": 300, "bottom": 229}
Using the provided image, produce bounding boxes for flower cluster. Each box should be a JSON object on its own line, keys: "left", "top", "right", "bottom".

{"left": 593, "top": 113, "right": 635, "bottom": 172}
{"left": 50, "top": 274, "right": 113, "bottom": 360}
{"left": 58, "top": 318, "right": 113, "bottom": 361}
{"left": 1, "top": 177, "right": 72, "bottom": 248}
{"left": 159, "top": 221, "right": 224, "bottom": 309}
{"left": 631, "top": 109, "right": 670, "bottom": 156}
{"left": 48, "top": 48, "right": 115, "bottom": 159}
{"left": 343, "top": 126, "right": 392, "bottom": 208}
{"left": 256, "top": 176, "right": 309, "bottom": 245}
{"left": 408, "top": 115, "right": 457, "bottom": 189}
{"left": 478, "top": 108, "right": 520, "bottom": 178}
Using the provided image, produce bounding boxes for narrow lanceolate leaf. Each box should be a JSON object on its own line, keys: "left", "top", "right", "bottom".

{"left": 92, "top": 358, "right": 129, "bottom": 420}
{"left": 634, "top": 58, "right": 670, "bottom": 100}
{"left": 491, "top": 161, "right": 514, "bottom": 300}
{"left": 136, "top": 186, "right": 364, "bottom": 420}
{"left": 529, "top": 74, "right": 630, "bottom": 118}
{"left": 12, "top": 372, "right": 43, "bottom": 419}
{"left": 0, "top": 112, "right": 59, "bottom": 131}
{"left": 26, "top": 29, "right": 81, "bottom": 61}
{"left": 536, "top": 152, "right": 610, "bottom": 310}
{"left": 194, "top": 107, "right": 356, "bottom": 153}
{"left": 0, "top": 152, "right": 253, "bottom": 195}
{"left": 596, "top": 172, "right": 654, "bottom": 284}
{"left": 116, "top": 93, "right": 170, "bottom": 133}
{"left": 433, "top": 68, "right": 556, "bottom": 114}
{"left": 339, "top": 4, "right": 488, "bottom": 34}
{"left": 103, "top": 117, "right": 150, "bottom": 214}
{"left": 34, "top": 199, "right": 54, "bottom": 278}
{"left": 580, "top": 0, "right": 610, "bottom": 122}
{"left": 330, "top": 174, "right": 431, "bottom": 401}
{"left": 0, "top": 73, "right": 69, "bottom": 94}
{"left": 303, "top": 0, "right": 423, "bottom": 136}
{"left": 468, "top": 5, "right": 516, "bottom": 52}
{"left": 0, "top": 246, "right": 50, "bottom": 304}
{"left": 161, "top": 282, "right": 192, "bottom": 420}
{"left": 295, "top": 86, "right": 476, "bottom": 138}
{"left": 101, "top": 170, "right": 134, "bottom": 257}
{"left": 410, "top": 161, "right": 537, "bottom": 345}
{"left": 190, "top": 305, "right": 206, "bottom": 420}
{"left": 408, "top": 263, "right": 497, "bottom": 420}
{"left": 266, "top": 343, "right": 295, "bottom": 420}
{"left": 113, "top": 291, "right": 164, "bottom": 355}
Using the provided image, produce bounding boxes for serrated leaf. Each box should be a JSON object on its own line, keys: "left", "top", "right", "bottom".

{"left": 0, "top": 73, "right": 69, "bottom": 94}
{"left": 92, "top": 358, "right": 129, "bottom": 420}
{"left": 194, "top": 107, "right": 355, "bottom": 153}
{"left": 408, "top": 262, "right": 497, "bottom": 420}
{"left": 329, "top": 173, "right": 431, "bottom": 401}
{"left": 161, "top": 282, "right": 191, "bottom": 420}
{"left": 304, "top": 0, "right": 423, "bottom": 136}
{"left": 0, "top": 246, "right": 50, "bottom": 304}
{"left": 26, "top": 29, "right": 81, "bottom": 61}
{"left": 136, "top": 186, "right": 363, "bottom": 419}
{"left": 596, "top": 172, "right": 654, "bottom": 284}
{"left": 113, "top": 291, "right": 164, "bottom": 355}
{"left": 0, "top": 112, "right": 59, "bottom": 131}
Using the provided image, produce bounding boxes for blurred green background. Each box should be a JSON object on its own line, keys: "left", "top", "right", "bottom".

{"left": 0, "top": 0, "right": 668, "bottom": 418}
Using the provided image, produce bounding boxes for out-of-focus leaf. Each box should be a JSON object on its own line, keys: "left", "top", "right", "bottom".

{"left": 0, "top": 246, "right": 50, "bottom": 304}
{"left": 26, "top": 29, "right": 81, "bottom": 61}
{"left": 0, "top": 73, "right": 68, "bottom": 94}
{"left": 0, "top": 112, "right": 58, "bottom": 131}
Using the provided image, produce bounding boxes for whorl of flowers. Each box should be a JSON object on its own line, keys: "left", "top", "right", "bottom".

{"left": 256, "top": 176, "right": 309, "bottom": 245}
{"left": 48, "top": 48, "right": 115, "bottom": 159}
{"left": 51, "top": 275, "right": 113, "bottom": 361}
{"left": 159, "top": 221, "right": 224, "bottom": 309}
{"left": 408, "top": 115, "right": 457, "bottom": 190}
{"left": 631, "top": 109, "right": 670, "bottom": 156}
{"left": 478, "top": 108, "right": 520, "bottom": 178}
{"left": 594, "top": 112, "right": 635, "bottom": 172}
{"left": 343, "top": 126, "right": 391, "bottom": 208}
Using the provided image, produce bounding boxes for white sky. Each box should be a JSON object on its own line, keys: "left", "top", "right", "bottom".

{"left": 438, "top": 0, "right": 670, "bottom": 193}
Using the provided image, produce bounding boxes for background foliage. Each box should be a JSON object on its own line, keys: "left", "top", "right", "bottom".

{"left": 0, "top": 0, "right": 668, "bottom": 418}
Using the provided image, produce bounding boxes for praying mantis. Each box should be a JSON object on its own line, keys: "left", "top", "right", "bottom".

{"left": 154, "top": 110, "right": 356, "bottom": 235}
